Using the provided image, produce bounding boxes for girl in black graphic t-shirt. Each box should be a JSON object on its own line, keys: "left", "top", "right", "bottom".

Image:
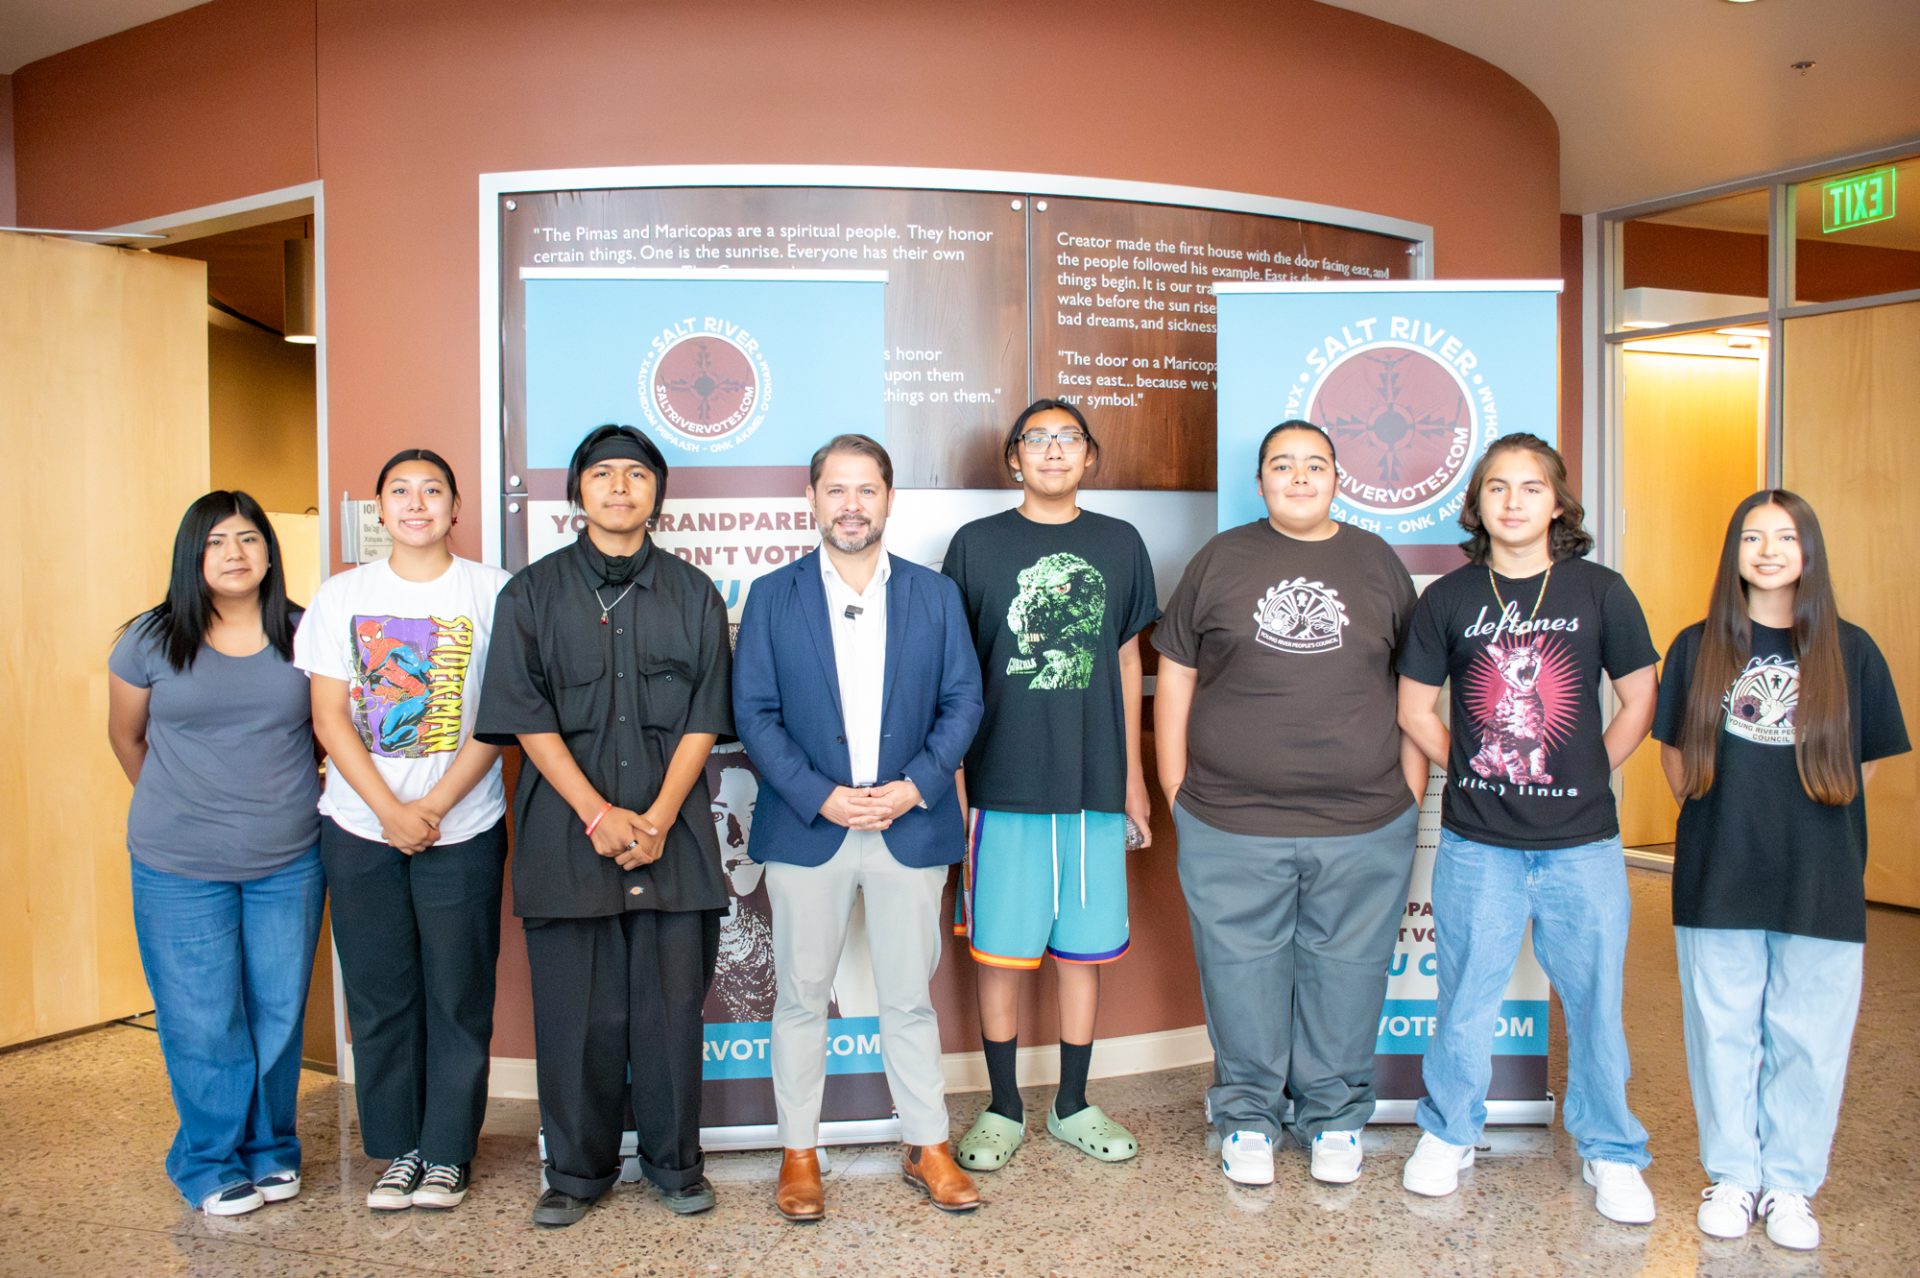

{"left": 1652, "top": 491, "right": 1908, "bottom": 1252}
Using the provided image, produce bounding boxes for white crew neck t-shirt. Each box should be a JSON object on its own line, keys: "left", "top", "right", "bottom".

{"left": 294, "top": 555, "right": 513, "bottom": 844}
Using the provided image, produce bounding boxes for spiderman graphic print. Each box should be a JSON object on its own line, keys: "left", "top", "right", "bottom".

{"left": 351, "top": 615, "right": 472, "bottom": 758}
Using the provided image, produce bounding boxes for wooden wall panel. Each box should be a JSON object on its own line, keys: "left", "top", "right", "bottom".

{"left": 0, "top": 233, "right": 209, "bottom": 1046}
{"left": 1784, "top": 302, "right": 1920, "bottom": 908}
{"left": 1618, "top": 349, "right": 1764, "bottom": 847}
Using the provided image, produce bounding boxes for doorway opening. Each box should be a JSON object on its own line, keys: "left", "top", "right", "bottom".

{"left": 118, "top": 186, "right": 337, "bottom": 1071}
{"left": 1614, "top": 326, "right": 1767, "bottom": 850}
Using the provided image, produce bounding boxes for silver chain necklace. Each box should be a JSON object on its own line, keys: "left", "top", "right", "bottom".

{"left": 593, "top": 582, "right": 637, "bottom": 625}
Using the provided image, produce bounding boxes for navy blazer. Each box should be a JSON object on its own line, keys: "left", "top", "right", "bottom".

{"left": 732, "top": 550, "right": 983, "bottom": 868}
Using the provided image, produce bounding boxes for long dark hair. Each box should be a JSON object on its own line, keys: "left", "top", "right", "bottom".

{"left": 1457, "top": 432, "right": 1593, "bottom": 565}
{"left": 125, "top": 490, "right": 298, "bottom": 672}
{"left": 1677, "top": 490, "right": 1854, "bottom": 806}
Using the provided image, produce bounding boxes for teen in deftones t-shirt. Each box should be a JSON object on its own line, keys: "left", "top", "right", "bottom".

{"left": 1653, "top": 491, "right": 1908, "bottom": 1250}
{"left": 1396, "top": 433, "right": 1661, "bottom": 1227}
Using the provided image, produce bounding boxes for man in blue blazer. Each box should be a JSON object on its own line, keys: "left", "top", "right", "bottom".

{"left": 732, "top": 434, "right": 984, "bottom": 1221}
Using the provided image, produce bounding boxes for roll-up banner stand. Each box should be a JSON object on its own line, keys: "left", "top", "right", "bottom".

{"left": 521, "top": 268, "right": 902, "bottom": 1153}
{"left": 1213, "top": 280, "right": 1563, "bottom": 1124}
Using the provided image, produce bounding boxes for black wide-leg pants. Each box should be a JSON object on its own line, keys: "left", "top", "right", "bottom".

{"left": 320, "top": 816, "right": 508, "bottom": 1166}
{"left": 524, "top": 908, "right": 720, "bottom": 1198}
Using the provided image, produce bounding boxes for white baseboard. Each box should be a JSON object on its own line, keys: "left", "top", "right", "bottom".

{"left": 343, "top": 1023, "right": 1216, "bottom": 1101}
{"left": 1624, "top": 846, "right": 1675, "bottom": 872}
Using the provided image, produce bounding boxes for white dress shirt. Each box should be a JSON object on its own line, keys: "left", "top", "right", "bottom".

{"left": 819, "top": 548, "right": 890, "bottom": 786}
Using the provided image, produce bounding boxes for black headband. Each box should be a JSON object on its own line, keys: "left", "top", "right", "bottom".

{"left": 578, "top": 427, "right": 669, "bottom": 481}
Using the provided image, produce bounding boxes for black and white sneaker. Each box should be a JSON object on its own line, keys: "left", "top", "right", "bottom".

{"left": 202, "top": 1182, "right": 264, "bottom": 1217}
{"left": 367, "top": 1151, "right": 425, "bottom": 1210}
{"left": 412, "top": 1162, "right": 470, "bottom": 1210}
{"left": 255, "top": 1171, "right": 301, "bottom": 1203}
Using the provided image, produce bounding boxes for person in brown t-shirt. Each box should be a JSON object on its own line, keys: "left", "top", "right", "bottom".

{"left": 1154, "top": 420, "right": 1423, "bottom": 1188}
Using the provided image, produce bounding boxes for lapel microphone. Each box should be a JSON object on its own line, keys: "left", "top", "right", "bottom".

{"left": 843, "top": 604, "right": 863, "bottom": 620}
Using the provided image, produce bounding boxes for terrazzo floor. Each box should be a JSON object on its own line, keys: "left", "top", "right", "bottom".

{"left": 3, "top": 869, "right": 1917, "bottom": 1277}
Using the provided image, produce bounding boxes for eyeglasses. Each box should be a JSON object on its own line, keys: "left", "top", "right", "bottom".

{"left": 1018, "top": 430, "right": 1089, "bottom": 453}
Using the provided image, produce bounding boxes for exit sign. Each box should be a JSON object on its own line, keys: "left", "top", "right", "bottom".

{"left": 1823, "top": 166, "right": 1897, "bottom": 234}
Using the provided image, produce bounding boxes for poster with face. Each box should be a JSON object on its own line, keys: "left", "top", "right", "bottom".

{"left": 698, "top": 743, "right": 890, "bottom": 1134}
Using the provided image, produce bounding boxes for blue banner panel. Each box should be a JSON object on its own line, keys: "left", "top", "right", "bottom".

{"left": 525, "top": 272, "right": 885, "bottom": 468}
{"left": 1376, "top": 998, "right": 1550, "bottom": 1057}
{"left": 1216, "top": 283, "right": 1560, "bottom": 542}
{"left": 702, "top": 1017, "right": 885, "bottom": 1081}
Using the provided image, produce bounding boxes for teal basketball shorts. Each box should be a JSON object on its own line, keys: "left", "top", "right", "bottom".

{"left": 954, "top": 809, "right": 1130, "bottom": 969}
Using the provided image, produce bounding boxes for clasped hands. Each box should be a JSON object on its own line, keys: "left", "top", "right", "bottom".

{"left": 380, "top": 797, "right": 446, "bottom": 855}
{"left": 820, "top": 780, "right": 921, "bottom": 831}
{"left": 589, "top": 804, "right": 673, "bottom": 870}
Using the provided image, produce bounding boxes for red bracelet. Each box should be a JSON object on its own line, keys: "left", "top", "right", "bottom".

{"left": 584, "top": 802, "right": 613, "bottom": 836}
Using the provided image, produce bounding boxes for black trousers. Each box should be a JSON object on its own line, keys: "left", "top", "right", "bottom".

{"left": 319, "top": 816, "right": 507, "bottom": 1165}
{"left": 524, "top": 908, "right": 720, "bottom": 1198}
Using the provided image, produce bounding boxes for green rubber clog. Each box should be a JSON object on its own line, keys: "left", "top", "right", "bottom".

{"left": 956, "top": 1109, "right": 1026, "bottom": 1171}
{"left": 1046, "top": 1103, "right": 1139, "bottom": 1163}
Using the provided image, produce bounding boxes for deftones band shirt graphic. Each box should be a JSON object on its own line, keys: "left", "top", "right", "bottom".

{"left": 1399, "top": 556, "right": 1658, "bottom": 850}
{"left": 1156, "top": 521, "right": 1416, "bottom": 838}
{"left": 1460, "top": 636, "right": 1579, "bottom": 787}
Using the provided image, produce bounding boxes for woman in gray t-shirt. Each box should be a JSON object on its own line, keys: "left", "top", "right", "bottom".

{"left": 106, "top": 491, "right": 324, "bottom": 1218}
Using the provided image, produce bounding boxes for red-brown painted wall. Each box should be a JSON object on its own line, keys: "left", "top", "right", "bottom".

{"left": 14, "top": 0, "right": 1561, "bottom": 1058}
{"left": 1623, "top": 221, "right": 1920, "bottom": 304}
{"left": 1560, "top": 215, "right": 1584, "bottom": 496}
{"left": 0, "top": 74, "right": 16, "bottom": 226}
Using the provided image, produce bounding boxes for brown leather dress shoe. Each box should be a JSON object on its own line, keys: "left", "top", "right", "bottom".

{"left": 901, "top": 1141, "right": 981, "bottom": 1212}
{"left": 776, "top": 1148, "right": 825, "bottom": 1222}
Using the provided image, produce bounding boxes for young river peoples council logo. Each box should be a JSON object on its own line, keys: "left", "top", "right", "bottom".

{"left": 637, "top": 318, "right": 775, "bottom": 454}
{"left": 1281, "top": 316, "right": 1500, "bottom": 537}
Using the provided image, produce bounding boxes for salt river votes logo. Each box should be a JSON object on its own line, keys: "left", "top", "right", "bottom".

{"left": 637, "top": 319, "right": 775, "bottom": 454}
{"left": 1311, "top": 345, "right": 1474, "bottom": 517}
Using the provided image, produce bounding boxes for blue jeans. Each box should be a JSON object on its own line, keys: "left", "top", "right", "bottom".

{"left": 1675, "top": 926, "right": 1861, "bottom": 1196}
{"left": 1416, "top": 831, "right": 1648, "bottom": 1167}
{"left": 130, "top": 848, "right": 326, "bottom": 1206}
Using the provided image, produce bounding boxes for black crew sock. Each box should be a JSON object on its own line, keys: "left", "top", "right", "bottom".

{"left": 983, "top": 1035, "right": 1023, "bottom": 1122}
{"left": 1054, "top": 1040, "right": 1093, "bottom": 1120}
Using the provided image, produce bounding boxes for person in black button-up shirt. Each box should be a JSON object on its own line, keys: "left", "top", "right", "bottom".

{"left": 476, "top": 425, "right": 732, "bottom": 1227}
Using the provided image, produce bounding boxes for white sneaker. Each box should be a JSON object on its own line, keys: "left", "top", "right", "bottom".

{"left": 1221, "top": 1130, "right": 1275, "bottom": 1185}
{"left": 255, "top": 1171, "right": 301, "bottom": 1203}
{"left": 1696, "top": 1181, "right": 1754, "bottom": 1239}
{"left": 1402, "top": 1132, "right": 1474, "bottom": 1197}
{"left": 1759, "top": 1190, "right": 1820, "bottom": 1250}
{"left": 1310, "top": 1130, "right": 1363, "bottom": 1184}
{"left": 201, "top": 1183, "right": 264, "bottom": 1217}
{"left": 1583, "top": 1159, "right": 1656, "bottom": 1224}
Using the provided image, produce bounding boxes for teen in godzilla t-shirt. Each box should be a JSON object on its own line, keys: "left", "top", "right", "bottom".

{"left": 1397, "top": 555, "right": 1659, "bottom": 849}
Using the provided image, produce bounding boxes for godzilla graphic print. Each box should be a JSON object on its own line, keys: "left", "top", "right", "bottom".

{"left": 1004, "top": 552, "right": 1106, "bottom": 691}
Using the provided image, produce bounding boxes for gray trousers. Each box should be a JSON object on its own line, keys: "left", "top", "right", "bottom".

{"left": 765, "top": 830, "right": 952, "bottom": 1148}
{"left": 1175, "top": 802, "right": 1417, "bottom": 1144}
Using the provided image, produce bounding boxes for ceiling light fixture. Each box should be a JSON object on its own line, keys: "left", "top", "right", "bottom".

{"left": 1716, "top": 326, "right": 1771, "bottom": 339}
